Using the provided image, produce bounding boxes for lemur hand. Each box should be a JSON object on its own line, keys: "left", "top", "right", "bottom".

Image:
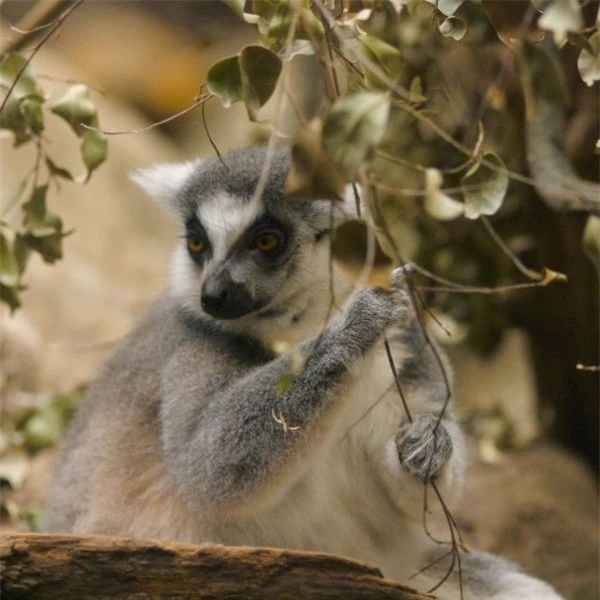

{"left": 343, "top": 266, "right": 412, "bottom": 338}
{"left": 396, "top": 414, "right": 453, "bottom": 482}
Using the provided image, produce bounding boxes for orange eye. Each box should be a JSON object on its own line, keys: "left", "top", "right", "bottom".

{"left": 187, "top": 235, "right": 206, "bottom": 253}
{"left": 255, "top": 233, "right": 281, "bottom": 252}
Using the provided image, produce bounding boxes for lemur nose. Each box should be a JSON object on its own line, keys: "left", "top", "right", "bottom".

{"left": 201, "top": 276, "right": 229, "bottom": 313}
{"left": 201, "top": 269, "right": 255, "bottom": 320}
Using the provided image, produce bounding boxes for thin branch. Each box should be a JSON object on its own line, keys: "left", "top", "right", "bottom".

{"left": 480, "top": 215, "right": 542, "bottom": 281}
{"left": 0, "top": 0, "right": 67, "bottom": 54}
{"left": 201, "top": 99, "right": 226, "bottom": 167}
{"left": 409, "top": 260, "right": 565, "bottom": 296}
{"left": 384, "top": 336, "right": 413, "bottom": 423}
{"left": 82, "top": 93, "right": 213, "bottom": 136}
{"left": 0, "top": 1, "right": 84, "bottom": 116}
{"left": 367, "top": 184, "right": 463, "bottom": 596}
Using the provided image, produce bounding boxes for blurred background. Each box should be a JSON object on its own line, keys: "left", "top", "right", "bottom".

{"left": 0, "top": 2, "right": 598, "bottom": 598}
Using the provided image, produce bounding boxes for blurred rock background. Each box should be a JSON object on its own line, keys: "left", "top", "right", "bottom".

{"left": 0, "top": 2, "right": 597, "bottom": 599}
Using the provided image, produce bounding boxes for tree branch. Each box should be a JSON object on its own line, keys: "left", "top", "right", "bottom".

{"left": 0, "top": 533, "right": 434, "bottom": 600}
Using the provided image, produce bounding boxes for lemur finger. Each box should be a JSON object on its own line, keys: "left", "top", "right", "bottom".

{"left": 391, "top": 263, "right": 415, "bottom": 289}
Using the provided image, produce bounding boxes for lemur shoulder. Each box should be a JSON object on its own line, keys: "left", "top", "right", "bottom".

{"left": 45, "top": 147, "right": 563, "bottom": 600}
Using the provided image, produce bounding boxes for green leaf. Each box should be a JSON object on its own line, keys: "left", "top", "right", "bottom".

{"left": 239, "top": 45, "right": 282, "bottom": 120}
{"left": 0, "top": 233, "right": 20, "bottom": 287}
{"left": 577, "top": 32, "right": 600, "bottom": 87}
{"left": 322, "top": 91, "right": 390, "bottom": 180}
{"left": 81, "top": 129, "right": 108, "bottom": 179}
{"left": 22, "top": 232, "right": 66, "bottom": 264}
{"left": 20, "top": 186, "right": 69, "bottom": 263}
{"left": 0, "top": 283, "right": 21, "bottom": 312}
{"left": 274, "top": 371, "right": 294, "bottom": 395}
{"left": 0, "top": 446, "right": 29, "bottom": 489}
{"left": 285, "top": 117, "right": 346, "bottom": 201}
{"left": 207, "top": 55, "right": 243, "bottom": 108}
{"left": 22, "top": 403, "right": 64, "bottom": 450}
{"left": 22, "top": 186, "right": 60, "bottom": 237}
{"left": 268, "top": 0, "right": 324, "bottom": 42}
{"left": 424, "top": 168, "right": 464, "bottom": 220}
{"left": 426, "top": 0, "right": 463, "bottom": 17}
{"left": 409, "top": 76, "right": 427, "bottom": 103}
{"left": 461, "top": 152, "right": 508, "bottom": 219}
{"left": 50, "top": 84, "right": 99, "bottom": 136}
{"left": 13, "top": 234, "right": 30, "bottom": 275}
{"left": 0, "top": 53, "right": 43, "bottom": 101}
{"left": 360, "top": 34, "right": 403, "bottom": 77}
{"left": 46, "top": 157, "right": 73, "bottom": 180}
{"left": 0, "top": 54, "right": 45, "bottom": 143}
{"left": 19, "top": 387, "right": 83, "bottom": 449}
{"left": 23, "top": 506, "right": 42, "bottom": 532}
{"left": 0, "top": 96, "right": 30, "bottom": 146}
{"left": 439, "top": 16, "right": 467, "bottom": 41}
{"left": 208, "top": 46, "right": 282, "bottom": 121}
{"left": 582, "top": 215, "right": 600, "bottom": 271}
{"left": 20, "top": 97, "right": 44, "bottom": 135}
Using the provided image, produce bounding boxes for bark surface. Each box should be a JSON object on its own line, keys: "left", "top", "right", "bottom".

{"left": 0, "top": 533, "right": 433, "bottom": 600}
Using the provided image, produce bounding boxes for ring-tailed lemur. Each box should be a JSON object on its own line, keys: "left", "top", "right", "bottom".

{"left": 44, "top": 147, "right": 563, "bottom": 600}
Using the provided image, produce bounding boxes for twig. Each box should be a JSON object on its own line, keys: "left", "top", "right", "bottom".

{"left": 82, "top": 93, "right": 213, "bottom": 136}
{"left": 384, "top": 336, "right": 413, "bottom": 423}
{"left": 480, "top": 216, "right": 542, "bottom": 281}
{"left": 0, "top": 1, "right": 84, "bottom": 116}
{"left": 201, "top": 98, "right": 226, "bottom": 167}
{"left": 0, "top": 0, "right": 67, "bottom": 54}
{"left": 367, "top": 184, "right": 463, "bottom": 596}
{"left": 410, "top": 262, "right": 564, "bottom": 295}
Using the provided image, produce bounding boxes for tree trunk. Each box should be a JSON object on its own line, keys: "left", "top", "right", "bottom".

{"left": 0, "top": 533, "right": 433, "bottom": 600}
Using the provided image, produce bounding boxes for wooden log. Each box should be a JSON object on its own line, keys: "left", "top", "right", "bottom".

{"left": 0, "top": 533, "right": 433, "bottom": 600}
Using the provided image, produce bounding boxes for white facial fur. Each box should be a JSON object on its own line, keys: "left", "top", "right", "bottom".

{"left": 167, "top": 192, "right": 352, "bottom": 346}
{"left": 133, "top": 160, "right": 359, "bottom": 346}
{"left": 196, "top": 192, "right": 262, "bottom": 261}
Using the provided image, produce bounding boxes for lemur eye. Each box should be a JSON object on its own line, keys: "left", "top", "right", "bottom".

{"left": 254, "top": 232, "right": 282, "bottom": 253}
{"left": 187, "top": 235, "right": 207, "bottom": 253}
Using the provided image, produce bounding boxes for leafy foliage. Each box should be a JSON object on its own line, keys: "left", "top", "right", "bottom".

{"left": 207, "top": 45, "right": 282, "bottom": 121}
{"left": 208, "top": 0, "right": 598, "bottom": 353}
{"left": 461, "top": 153, "right": 509, "bottom": 220}
{"left": 0, "top": 53, "right": 108, "bottom": 311}
{"left": 0, "top": 386, "right": 83, "bottom": 530}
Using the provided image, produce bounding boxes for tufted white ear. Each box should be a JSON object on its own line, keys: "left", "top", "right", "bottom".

{"left": 330, "top": 183, "right": 365, "bottom": 226}
{"left": 130, "top": 160, "right": 201, "bottom": 212}
{"left": 343, "top": 183, "right": 365, "bottom": 218}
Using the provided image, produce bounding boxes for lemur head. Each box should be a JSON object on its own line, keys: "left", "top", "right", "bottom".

{"left": 133, "top": 146, "right": 353, "bottom": 341}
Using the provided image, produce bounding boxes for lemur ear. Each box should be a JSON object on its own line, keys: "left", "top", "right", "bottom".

{"left": 130, "top": 160, "right": 201, "bottom": 212}
{"left": 330, "top": 184, "right": 365, "bottom": 226}
{"left": 343, "top": 184, "right": 365, "bottom": 218}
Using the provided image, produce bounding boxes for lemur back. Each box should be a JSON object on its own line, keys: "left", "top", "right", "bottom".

{"left": 45, "top": 147, "right": 563, "bottom": 600}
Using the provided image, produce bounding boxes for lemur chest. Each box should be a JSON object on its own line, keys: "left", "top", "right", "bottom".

{"left": 224, "top": 345, "right": 410, "bottom": 552}
{"left": 232, "top": 412, "right": 412, "bottom": 567}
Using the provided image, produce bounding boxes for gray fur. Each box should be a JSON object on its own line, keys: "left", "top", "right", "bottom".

{"left": 45, "top": 146, "right": 563, "bottom": 600}
{"left": 397, "top": 414, "right": 453, "bottom": 481}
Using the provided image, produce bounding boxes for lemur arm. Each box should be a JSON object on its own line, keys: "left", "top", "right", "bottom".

{"left": 374, "top": 324, "right": 466, "bottom": 518}
{"left": 159, "top": 285, "right": 409, "bottom": 516}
